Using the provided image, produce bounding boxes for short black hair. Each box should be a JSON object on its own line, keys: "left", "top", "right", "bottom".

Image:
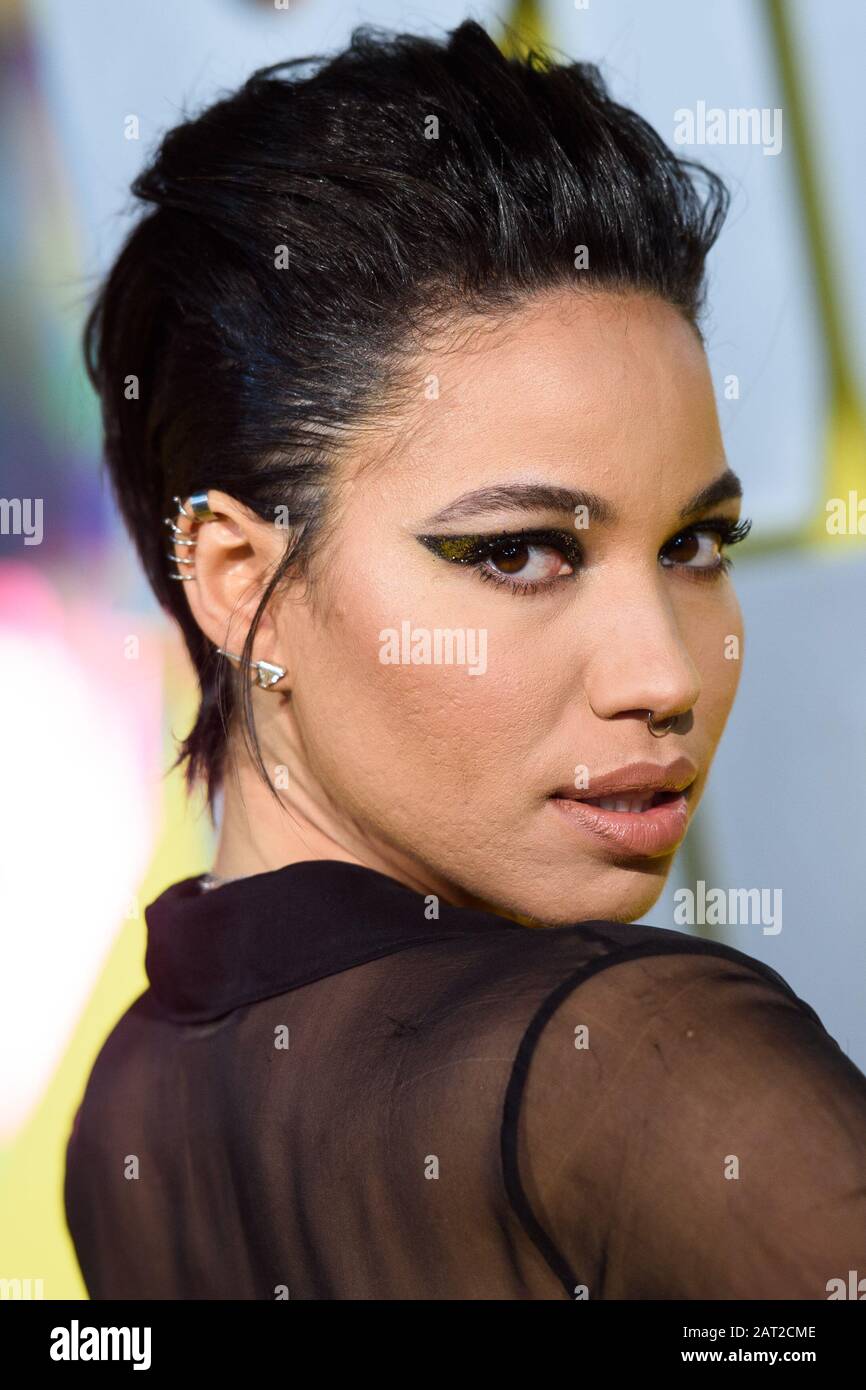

{"left": 83, "top": 18, "right": 729, "bottom": 820}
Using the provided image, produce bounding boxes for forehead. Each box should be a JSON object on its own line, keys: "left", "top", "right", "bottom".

{"left": 343, "top": 288, "right": 723, "bottom": 503}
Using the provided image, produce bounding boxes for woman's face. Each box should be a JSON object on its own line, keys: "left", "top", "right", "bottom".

{"left": 257, "top": 289, "right": 745, "bottom": 925}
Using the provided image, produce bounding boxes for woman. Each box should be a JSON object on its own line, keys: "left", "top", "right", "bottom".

{"left": 64, "top": 19, "right": 866, "bottom": 1300}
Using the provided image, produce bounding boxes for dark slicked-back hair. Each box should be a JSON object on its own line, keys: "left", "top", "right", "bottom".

{"left": 84, "top": 18, "right": 729, "bottom": 820}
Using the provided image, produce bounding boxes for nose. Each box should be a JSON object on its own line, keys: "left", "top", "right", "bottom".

{"left": 582, "top": 574, "right": 701, "bottom": 730}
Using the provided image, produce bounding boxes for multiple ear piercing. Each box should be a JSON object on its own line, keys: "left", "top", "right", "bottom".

{"left": 164, "top": 491, "right": 289, "bottom": 691}
{"left": 165, "top": 491, "right": 217, "bottom": 579}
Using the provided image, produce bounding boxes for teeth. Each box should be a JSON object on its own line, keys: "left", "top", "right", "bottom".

{"left": 589, "top": 794, "right": 655, "bottom": 813}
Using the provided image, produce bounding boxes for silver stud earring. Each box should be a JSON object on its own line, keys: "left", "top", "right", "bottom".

{"left": 216, "top": 648, "right": 288, "bottom": 691}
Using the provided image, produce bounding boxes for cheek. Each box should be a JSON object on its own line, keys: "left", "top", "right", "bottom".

{"left": 287, "top": 567, "right": 551, "bottom": 819}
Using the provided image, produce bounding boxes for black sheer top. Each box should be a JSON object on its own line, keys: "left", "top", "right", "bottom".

{"left": 64, "top": 859, "right": 866, "bottom": 1300}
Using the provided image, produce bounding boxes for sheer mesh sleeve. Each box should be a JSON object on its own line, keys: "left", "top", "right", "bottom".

{"left": 517, "top": 948, "right": 866, "bottom": 1300}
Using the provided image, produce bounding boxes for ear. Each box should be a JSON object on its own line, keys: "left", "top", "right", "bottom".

{"left": 172, "top": 489, "right": 296, "bottom": 679}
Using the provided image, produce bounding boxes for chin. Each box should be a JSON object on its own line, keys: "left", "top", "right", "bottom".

{"left": 507, "top": 858, "right": 675, "bottom": 928}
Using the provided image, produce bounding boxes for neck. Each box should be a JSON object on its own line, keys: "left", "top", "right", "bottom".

{"left": 210, "top": 713, "right": 533, "bottom": 923}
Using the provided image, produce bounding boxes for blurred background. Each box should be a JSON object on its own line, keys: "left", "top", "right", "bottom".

{"left": 1, "top": 0, "right": 864, "bottom": 1297}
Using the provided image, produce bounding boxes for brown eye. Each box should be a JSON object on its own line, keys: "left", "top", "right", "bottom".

{"left": 486, "top": 540, "right": 573, "bottom": 583}
{"left": 415, "top": 527, "right": 582, "bottom": 595}
{"left": 663, "top": 530, "right": 723, "bottom": 570}
{"left": 489, "top": 540, "right": 531, "bottom": 573}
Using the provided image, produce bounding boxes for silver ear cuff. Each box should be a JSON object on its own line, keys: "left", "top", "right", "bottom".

{"left": 164, "top": 492, "right": 217, "bottom": 581}
{"left": 164, "top": 490, "right": 289, "bottom": 692}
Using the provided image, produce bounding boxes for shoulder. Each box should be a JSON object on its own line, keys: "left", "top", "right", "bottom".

{"left": 65, "top": 989, "right": 172, "bottom": 1160}
{"left": 473, "top": 913, "right": 825, "bottom": 1047}
{"left": 508, "top": 925, "right": 849, "bottom": 1142}
{"left": 504, "top": 931, "right": 866, "bottom": 1298}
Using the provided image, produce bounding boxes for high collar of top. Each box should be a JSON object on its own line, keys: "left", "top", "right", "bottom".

{"left": 144, "top": 857, "right": 546, "bottom": 1023}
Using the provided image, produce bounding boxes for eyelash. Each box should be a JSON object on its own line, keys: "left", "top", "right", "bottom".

{"left": 417, "top": 517, "right": 753, "bottom": 597}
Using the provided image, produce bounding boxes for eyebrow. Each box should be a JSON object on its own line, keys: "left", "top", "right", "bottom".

{"left": 419, "top": 468, "right": 743, "bottom": 528}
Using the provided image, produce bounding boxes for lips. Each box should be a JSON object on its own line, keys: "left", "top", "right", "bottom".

{"left": 551, "top": 756, "right": 698, "bottom": 804}
{"left": 548, "top": 758, "right": 698, "bottom": 858}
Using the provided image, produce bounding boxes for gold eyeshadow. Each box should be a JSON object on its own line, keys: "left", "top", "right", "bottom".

{"left": 415, "top": 527, "right": 584, "bottom": 567}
